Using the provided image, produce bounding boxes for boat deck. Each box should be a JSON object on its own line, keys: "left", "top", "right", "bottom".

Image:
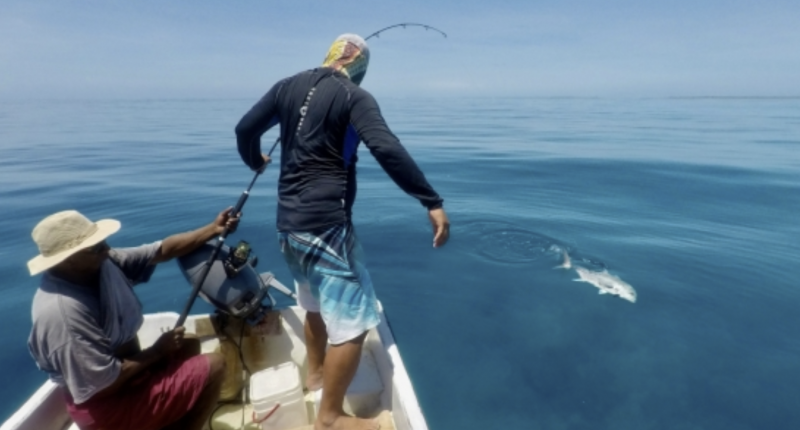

{"left": 5, "top": 305, "right": 422, "bottom": 430}
{"left": 150, "top": 311, "right": 395, "bottom": 430}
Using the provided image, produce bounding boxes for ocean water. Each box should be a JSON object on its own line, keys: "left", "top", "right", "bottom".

{"left": 1, "top": 97, "right": 799, "bottom": 430}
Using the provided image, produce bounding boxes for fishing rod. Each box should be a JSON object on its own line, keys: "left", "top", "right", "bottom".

{"left": 175, "top": 137, "right": 281, "bottom": 328}
{"left": 364, "top": 23, "right": 447, "bottom": 41}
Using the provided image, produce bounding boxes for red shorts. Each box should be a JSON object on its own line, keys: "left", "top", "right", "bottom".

{"left": 65, "top": 354, "right": 211, "bottom": 430}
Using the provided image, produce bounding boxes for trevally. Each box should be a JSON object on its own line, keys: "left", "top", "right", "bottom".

{"left": 574, "top": 267, "right": 637, "bottom": 303}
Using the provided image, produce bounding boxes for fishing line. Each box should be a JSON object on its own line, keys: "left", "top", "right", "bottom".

{"left": 364, "top": 23, "right": 447, "bottom": 41}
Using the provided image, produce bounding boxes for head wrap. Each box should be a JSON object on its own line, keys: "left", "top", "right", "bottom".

{"left": 322, "top": 34, "right": 370, "bottom": 85}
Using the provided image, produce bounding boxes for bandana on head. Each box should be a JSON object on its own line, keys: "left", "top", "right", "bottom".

{"left": 322, "top": 34, "right": 370, "bottom": 85}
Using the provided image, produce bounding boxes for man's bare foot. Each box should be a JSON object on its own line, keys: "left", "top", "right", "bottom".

{"left": 306, "top": 369, "right": 323, "bottom": 392}
{"left": 315, "top": 415, "right": 380, "bottom": 430}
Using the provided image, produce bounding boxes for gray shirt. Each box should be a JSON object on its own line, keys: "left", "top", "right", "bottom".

{"left": 28, "top": 242, "right": 161, "bottom": 404}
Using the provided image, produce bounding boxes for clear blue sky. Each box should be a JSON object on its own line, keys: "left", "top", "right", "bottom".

{"left": 2, "top": 0, "right": 798, "bottom": 99}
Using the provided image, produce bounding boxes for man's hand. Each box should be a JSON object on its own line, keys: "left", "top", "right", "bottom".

{"left": 153, "top": 327, "right": 185, "bottom": 358}
{"left": 213, "top": 206, "right": 242, "bottom": 235}
{"left": 93, "top": 327, "right": 184, "bottom": 399}
{"left": 428, "top": 208, "right": 450, "bottom": 248}
{"left": 154, "top": 208, "right": 243, "bottom": 264}
{"left": 257, "top": 154, "right": 272, "bottom": 173}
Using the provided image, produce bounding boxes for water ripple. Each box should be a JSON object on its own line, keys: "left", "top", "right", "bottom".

{"left": 456, "top": 220, "right": 565, "bottom": 266}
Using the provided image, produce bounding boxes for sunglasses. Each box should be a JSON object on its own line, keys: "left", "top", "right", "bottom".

{"left": 83, "top": 241, "right": 109, "bottom": 254}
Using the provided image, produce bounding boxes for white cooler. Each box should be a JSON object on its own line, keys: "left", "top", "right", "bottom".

{"left": 250, "top": 362, "right": 309, "bottom": 430}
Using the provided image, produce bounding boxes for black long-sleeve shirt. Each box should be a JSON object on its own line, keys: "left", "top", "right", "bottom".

{"left": 236, "top": 67, "right": 443, "bottom": 232}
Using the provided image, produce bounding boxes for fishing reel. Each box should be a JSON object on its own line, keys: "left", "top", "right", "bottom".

{"left": 224, "top": 240, "right": 259, "bottom": 278}
{"left": 177, "top": 240, "right": 278, "bottom": 325}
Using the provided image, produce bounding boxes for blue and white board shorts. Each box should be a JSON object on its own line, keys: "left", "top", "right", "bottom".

{"left": 278, "top": 223, "right": 380, "bottom": 344}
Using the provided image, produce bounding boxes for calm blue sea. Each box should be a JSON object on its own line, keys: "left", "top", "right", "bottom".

{"left": 1, "top": 97, "right": 799, "bottom": 430}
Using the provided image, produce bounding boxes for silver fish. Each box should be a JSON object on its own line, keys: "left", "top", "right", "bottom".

{"left": 574, "top": 267, "right": 637, "bottom": 303}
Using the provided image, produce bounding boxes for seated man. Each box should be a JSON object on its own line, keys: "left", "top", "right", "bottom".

{"left": 26, "top": 207, "right": 237, "bottom": 430}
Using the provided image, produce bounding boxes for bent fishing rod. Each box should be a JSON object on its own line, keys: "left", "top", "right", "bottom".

{"left": 175, "top": 137, "right": 280, "bottom": 328}
{"left": 364, "top": 23, "right": 447, "bottom": 41}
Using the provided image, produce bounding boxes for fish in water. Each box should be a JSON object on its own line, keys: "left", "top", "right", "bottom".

{"left": 574, "top": 267, "right": 637, "bottom": 303}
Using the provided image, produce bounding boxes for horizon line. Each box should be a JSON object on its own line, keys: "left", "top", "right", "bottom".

{"left": 3, "top": 95, "right": 800, "bottom": 102}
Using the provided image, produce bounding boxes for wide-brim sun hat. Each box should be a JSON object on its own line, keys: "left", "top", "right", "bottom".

{"left": 27, "top": 210, "right": 121, "bottom": 276}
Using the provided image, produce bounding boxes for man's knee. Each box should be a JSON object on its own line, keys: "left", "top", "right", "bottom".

{"left": 306, "top": 311, "right": 325, "bottom": 327}
{"left": 205, "top": 352, "right": 227, "bottom": 384}
{"left": 179, "top": 336, "right": 202, "bottom": 358}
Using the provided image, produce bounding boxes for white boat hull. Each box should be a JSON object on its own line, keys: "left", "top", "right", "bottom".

{"left": 1, "top": 303, "right": 428, "bottom": 430}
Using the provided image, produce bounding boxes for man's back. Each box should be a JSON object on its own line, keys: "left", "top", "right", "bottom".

{"left": 237, "top": 67, "right": 443, "bottom": 232}
{"left": 29, "top": 272, "right": 121, "bottom": 403}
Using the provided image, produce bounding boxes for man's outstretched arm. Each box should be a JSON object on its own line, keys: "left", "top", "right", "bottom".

{"left": 350, "top": 91, "right": 444, "bottom": 210}
{"left": 351, "top": 91, "right": 450, "bottom": 247}
{"left": 150, "top": 208, "right": 240, "bottom": 264}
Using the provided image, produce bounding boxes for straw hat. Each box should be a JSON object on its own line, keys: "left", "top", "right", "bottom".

{"left": 27, "top": 210, "right": 121, "bottom": 276}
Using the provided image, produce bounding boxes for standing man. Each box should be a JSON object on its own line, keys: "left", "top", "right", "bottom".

{"left": 27, "top": 208, "right": 238, "bottom": 430}
{"left": 236, "top": 34, "right": 450, "bottom": 430}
